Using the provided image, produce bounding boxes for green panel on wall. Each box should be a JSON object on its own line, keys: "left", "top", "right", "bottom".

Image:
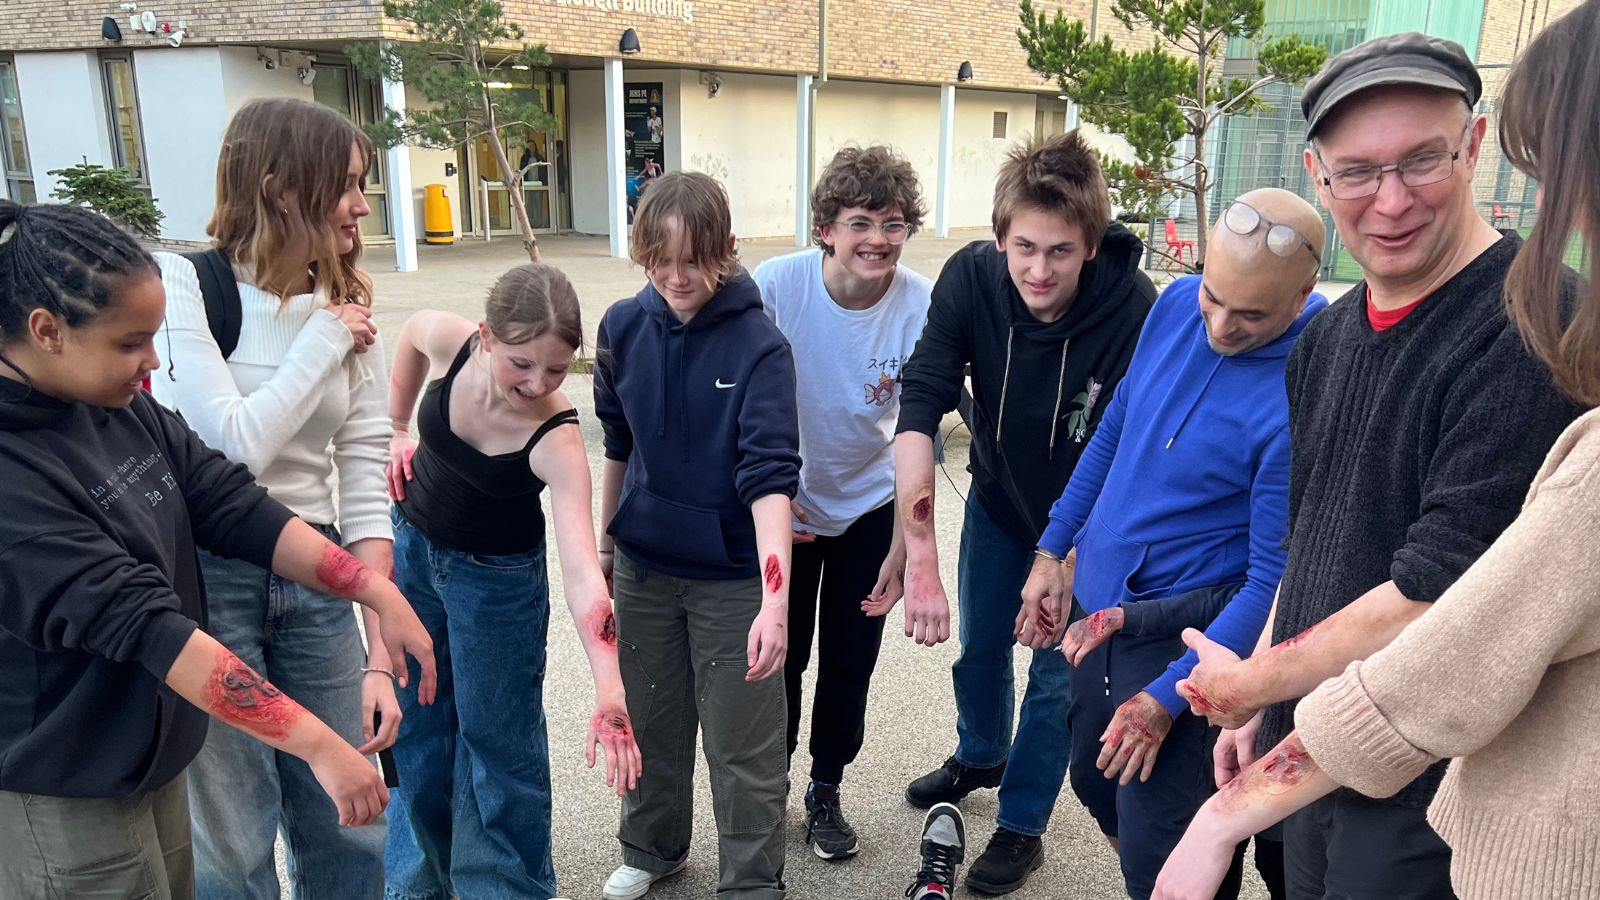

{"left": 1367, "top": 0, "right": 1483, "bottom": 52}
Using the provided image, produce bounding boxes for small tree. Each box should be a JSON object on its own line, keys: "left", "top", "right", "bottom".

{"left": 1019, "top": 0, "right": 1325, "bottom": 265}
{"left": 349, "top": 0, "right": 558, "bottom": 262}
{"left": 48, "top": 158, "right": 164, "bottom": 239}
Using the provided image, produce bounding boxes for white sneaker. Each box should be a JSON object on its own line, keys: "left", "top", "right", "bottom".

{"left": 602, "top": 861, "right": 687, "bottom": 900}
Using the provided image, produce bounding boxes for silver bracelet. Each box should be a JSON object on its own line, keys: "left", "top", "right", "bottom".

{"left": 361, "top": 666, "right": 397, "bottom": 681}
{"left": 1033, "top": 546, "right": 1066, "bottom": 563}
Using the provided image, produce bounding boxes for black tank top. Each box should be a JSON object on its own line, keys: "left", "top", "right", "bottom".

{"left": 396, "top": 337, "right": 578, "bottom": 555}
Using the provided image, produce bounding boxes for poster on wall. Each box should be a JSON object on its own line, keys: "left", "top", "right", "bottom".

{"left": 625, "top": 82, "right": 666, "bottom": 217}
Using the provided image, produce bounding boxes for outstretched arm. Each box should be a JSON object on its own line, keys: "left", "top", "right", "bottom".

{"left": 165, "top": 629, "right": 390, "bottom": 826}
{"left": 533, "top": 421, "right": 641, "bottom": 795}
{"left": 894, "top": 431, "right": 949, "bottom": 646}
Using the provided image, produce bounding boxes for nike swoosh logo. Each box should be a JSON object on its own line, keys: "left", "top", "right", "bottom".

{"left": 715, "top": 379, "right": 737, "bottom": 389}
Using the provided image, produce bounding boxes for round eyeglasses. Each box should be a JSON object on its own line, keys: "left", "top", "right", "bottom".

{"left": 1221, "top": 201, "right": 1321, "bottom": 263}
{"left": 832, "top": 218, "right": 912, "bottom": 245}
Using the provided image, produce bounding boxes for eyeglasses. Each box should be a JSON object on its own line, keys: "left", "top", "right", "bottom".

{"left": 1221, "top": 200, "right": 1321, "bottom": 263}
{"left": 832, "top": 218, "right": 912, "bottom": 244}
{"left": 1317, "top": 123, "right": 1472, "bottom": 200}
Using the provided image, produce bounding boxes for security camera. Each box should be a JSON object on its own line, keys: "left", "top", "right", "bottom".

{"left": 167, "top": 29, "right": 184, "bottom": 47}
{"left": 298, "top": 66, "right": 316, "bottom": 86}
{"left": 700, "top": 71, "right": 722, "bottom": 99}
{"left": 258, "top": 50, "right": 276, "bottom": 70}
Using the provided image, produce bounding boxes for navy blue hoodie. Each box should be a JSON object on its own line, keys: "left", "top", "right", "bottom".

{"left": 595, "top": 268, "right": 801, "bottom": 580}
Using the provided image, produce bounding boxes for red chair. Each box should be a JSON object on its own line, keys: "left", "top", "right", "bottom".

{"left": 1491, "top": 203, "right": 1513, "bottom": 228}
{"left": 1164, "top": 218, "right": 1195, "bottom": 266}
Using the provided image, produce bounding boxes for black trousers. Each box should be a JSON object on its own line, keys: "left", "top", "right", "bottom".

{"left": 783, "top": 502, "right": 893, "bottom": 785}
{"left": 1283, "top": 791, "right": 1456, "bottom": 900}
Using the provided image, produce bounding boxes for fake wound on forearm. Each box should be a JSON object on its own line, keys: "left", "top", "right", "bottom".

{"left": 764, "top": 554, "right": 784, "bottom": 594}
{"left": 904, "top": 485, "right": 934, "bottom": 528}
{"left": 315, "top": 543, "right": 372, "bottom": 597}
{"left": 585, "top": 602, "right": 619, "bottom": 650}
{"left": 1215, "top": 734, "right": 1316, "bottom": 811}
{"left": 206, "top": 650, "right": 303, "bottom": 741}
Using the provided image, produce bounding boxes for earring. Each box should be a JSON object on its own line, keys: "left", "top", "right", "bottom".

{"left": 46, "top": 343, "right": 58, "bottom": 354}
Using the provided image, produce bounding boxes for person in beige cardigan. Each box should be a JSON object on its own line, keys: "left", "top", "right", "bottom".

{"left": 1151, "top": 1, "right": 1600, "bottom": 897}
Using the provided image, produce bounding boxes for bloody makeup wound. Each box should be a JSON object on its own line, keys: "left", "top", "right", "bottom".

{"left": 206, "top": 650, "right": 301, "bottom": 741}
{"left": 315, "top": 544, "right": 371, "bottom": 597}
{"left": 764, "top": 554, "right": 783, "bottom": 594}
{"left": 912, "top": 495, "right": 932, "bottom": 523}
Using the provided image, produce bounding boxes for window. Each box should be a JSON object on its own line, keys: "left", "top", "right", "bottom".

{"left": 0, "top": 58, "right": 33, "bottom": 203}
{"left": 992, "top": 111, "right": 1008, "bottom": 140}
{"left": 100, "top": 52, "right": 148, "bottom": 182}
{"left": 313, "top": 59, "right": 390, "bottom": 237}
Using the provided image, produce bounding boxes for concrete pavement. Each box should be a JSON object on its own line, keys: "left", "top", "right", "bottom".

{"left": 266, "top": 233, "right": 1281, "bottom": 899}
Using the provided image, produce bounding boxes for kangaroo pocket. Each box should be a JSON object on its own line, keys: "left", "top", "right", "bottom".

{"left": 608, "top": 486, "right": 736, "bottom": 569}
{"left": 1073, "top": 511, "right": 1152, "bottom": 607}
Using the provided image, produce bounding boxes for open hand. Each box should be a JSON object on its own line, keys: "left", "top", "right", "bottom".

{"left": 902, "top": 558, "right": 951, "bottom": 646}
{"left": 1098, "top": 690, "right": 1172, "bottom": 785}
{"left": 862, "top": 547, "right": 906, "bottom": 617}
{"left": 1061, "top": 606, "right": 1123, "bottom": 667}
{"left": 587, "top": 704, "right": 643, "bottom": 797}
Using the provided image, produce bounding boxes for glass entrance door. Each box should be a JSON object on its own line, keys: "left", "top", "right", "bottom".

{"left": 460, "top": 70, "right": 567, "bottom": 236}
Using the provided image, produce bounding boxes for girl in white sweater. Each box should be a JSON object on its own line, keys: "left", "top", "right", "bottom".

{"left": 152, "top": 97, "right": 396, "bottom": 900}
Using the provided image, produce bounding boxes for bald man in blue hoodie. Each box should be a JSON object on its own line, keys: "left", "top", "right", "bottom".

{"left": 1018, "top": 188, "right": 1328, "bottom": 899}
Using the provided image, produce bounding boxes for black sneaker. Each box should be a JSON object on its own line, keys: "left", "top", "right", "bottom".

{"left": 964, "top": 827, "right": 1044, "bottom": 895}
{"left": 905, "top": 756, "right": 1007, "bottom": 809}
{"left": 905, "top": 802, "right": 965, "bottom": 899}
{"left": 804, "top": 784, "right": 860, "bottom": 860}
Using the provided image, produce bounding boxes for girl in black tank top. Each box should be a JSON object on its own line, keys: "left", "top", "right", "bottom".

{"left": 382, "top": 265, "right": 641, "bottom": 899}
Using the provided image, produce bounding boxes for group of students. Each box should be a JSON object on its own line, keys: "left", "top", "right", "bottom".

{"left": 1, "top": 5, "right": 1599, "bottom": 900}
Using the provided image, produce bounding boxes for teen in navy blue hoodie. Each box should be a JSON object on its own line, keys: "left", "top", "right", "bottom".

{"left": 1025, "top": 191, "right": 1328, "bottom": 899}
{"left": 594, "top": 173, "right": 800, "bottom": 900}
{"left": 0, "top": 204, "right": 435, "bottom": 898}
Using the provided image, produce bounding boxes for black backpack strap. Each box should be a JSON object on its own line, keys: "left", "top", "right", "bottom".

{"left": 179, "top": 248, "right": 243, "bottom": 360}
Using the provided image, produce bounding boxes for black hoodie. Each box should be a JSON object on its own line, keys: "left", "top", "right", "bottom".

{"left": 897, "top": 224, "right": 1155, "bottom": 546}
{"left": 595, "top": 267, "right": 801, "bottom": 580}
{"left": 0, "top": 385, "right": 294, "bottom": 798}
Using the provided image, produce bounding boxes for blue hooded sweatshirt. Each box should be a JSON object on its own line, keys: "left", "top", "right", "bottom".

{"left": 594, "top": 267, "right": 801, "bottom": 580}
{"left": 1038, "top": 275, "right": 1328, "bottom": 716}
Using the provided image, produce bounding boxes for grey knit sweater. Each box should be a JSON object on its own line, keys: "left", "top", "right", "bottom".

{"left": 1259, "top": 234, "right": 1585, "bottom": 809}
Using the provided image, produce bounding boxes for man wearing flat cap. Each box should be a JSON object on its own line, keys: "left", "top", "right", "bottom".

{"left": 1173, "top": 32, "right": 1584, "bottom": 899}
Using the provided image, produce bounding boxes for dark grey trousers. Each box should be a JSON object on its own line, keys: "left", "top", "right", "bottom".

{"left": 614, "top": 552, "right": 788, "bottom": 899}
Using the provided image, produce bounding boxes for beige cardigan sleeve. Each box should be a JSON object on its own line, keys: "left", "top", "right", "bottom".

{"left": 1295, "top": 418, "right": 1600, "bottom": 799}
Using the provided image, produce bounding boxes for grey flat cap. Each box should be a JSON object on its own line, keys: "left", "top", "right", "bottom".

{"left": 1300, "top": 32, "right": 1481, "bottom": 139}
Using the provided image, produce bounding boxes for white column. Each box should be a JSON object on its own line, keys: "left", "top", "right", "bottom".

{"left": 935, "top": 83, "right": 955, "bottom": 238}
{"left": 380, "top": 61, "right": 418, "bottom": 273}
{"left": 604, "top": 57, "right": 627, "bottom": 259}
{"left": 794, "top": 74, "right": 814, "bottom": 247}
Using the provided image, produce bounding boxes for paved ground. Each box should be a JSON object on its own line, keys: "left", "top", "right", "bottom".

{"left": 265, "top": 232, "right": 1304, "bottom": 899}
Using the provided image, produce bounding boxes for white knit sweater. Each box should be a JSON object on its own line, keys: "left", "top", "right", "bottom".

{"left": 151, "top": 252, "right": 392, "bottom": 545}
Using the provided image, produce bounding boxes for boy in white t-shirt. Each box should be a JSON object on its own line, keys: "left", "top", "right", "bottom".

{"left": 753, "top": 145, "right": 932, "bottom": 863}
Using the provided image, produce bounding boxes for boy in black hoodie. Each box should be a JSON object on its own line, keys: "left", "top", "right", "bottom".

{"left": 0, "top": 204, "right": 436, "bottom": 898}
{"left": 894, "top": 131, "right": 1155, "bottom": 894}
{"left": 595, "top": 173, "right": 801, "bottom": 900}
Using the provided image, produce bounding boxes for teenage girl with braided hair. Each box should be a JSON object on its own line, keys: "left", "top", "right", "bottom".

{"left": 0, "top": 203, "right": 435, "bottom": 899}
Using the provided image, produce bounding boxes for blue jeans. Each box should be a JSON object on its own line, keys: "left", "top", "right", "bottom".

{"left": 384, "top": 509, "right": 557, "bottom": 900}
{"left": 951, "top": 496, "right": 1074, "bottom": 837}
{"left": 189, "top": 536, "right": 386, "bottom": 900}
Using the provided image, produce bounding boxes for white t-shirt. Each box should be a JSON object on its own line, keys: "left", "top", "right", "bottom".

{"left": 151, "top": 252, "right": 392, "bottom": 546}
{"left": 753, "top": 249, "right": 932, "bottom": 536}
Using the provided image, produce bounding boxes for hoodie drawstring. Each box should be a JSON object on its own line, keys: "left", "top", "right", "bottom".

{"left": 1166, "top": 355, "right": 1224, "bottom": 449}
{"left": 995, "top": 326, "right": 1015, "bottom": 448}
{"left": 1047, "top": 338, "right": 1072, "bottom": 458}
{"left": 678, "top": 330, "right": 691, "bottom": 462}
{"left": 656, "top": 315, "right": 670, "bottom": 439}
